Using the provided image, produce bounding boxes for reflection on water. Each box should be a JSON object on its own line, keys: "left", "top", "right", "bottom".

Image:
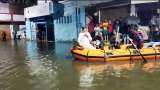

{"left": 74, "top": 61, "right": 160, "bottom": 90}
{"left": 142, "top": 62, "right": 160, "bottom": 73}
{"left": 1, "top": 41, "right": 160, "bottom": 90}
{"left": 25, "top": 42, "right": 59, "bottom": 90}
{"left": 79, "top": 66, "right": 94, "bottom": 88}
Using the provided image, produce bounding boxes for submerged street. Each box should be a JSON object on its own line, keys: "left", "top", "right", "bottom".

{"left": 0, "top": 0, "right": 160, "bottom": 90}
{"left": 0, "top": 40, "right": 160, "bottom": 90}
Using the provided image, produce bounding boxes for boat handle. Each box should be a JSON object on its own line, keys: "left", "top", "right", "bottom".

{"left": 86, "top": 50, "right": 89, "bottom": 62}
{"left": 152, "top": 47, "right": 157, "bottom": 61}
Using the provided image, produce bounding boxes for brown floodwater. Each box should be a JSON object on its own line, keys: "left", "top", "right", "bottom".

{"left": 0, "top": 40, "right": 160, "bottom": 90}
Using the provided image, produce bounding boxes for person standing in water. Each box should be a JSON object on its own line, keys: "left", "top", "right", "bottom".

{"left": 2, "top": 31, "right": 6, "bottom": 41}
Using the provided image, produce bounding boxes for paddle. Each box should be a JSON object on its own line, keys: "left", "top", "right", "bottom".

{"left": 115, "top": 26, "right": 119, "bottom": 42}
{"left": 128, "top": 38, "right": 147, "bottom": 64}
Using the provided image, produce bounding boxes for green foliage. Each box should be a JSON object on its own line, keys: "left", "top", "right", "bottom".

{"left": 9, "top": 0, "right": 37, "bottom": 8}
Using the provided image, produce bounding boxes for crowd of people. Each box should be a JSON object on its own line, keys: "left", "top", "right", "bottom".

{"left": 76, "top": 16, "right": 160, "bottom": 50}
{"left": 149, "top": 15, "right": 160, "bottom": 42}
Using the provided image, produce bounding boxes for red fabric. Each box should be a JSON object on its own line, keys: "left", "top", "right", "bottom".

{"left": 88, "top": 20, "right": 95, "bottom": 33}
{"left": 108, "top": 24, "right": 113, "bottom": 33}
{"left": 99, "top": 22, "right": 103, "bottom": 29}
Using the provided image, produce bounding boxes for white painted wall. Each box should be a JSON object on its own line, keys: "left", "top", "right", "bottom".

{"left": 24, "top": 2, "right": 52, "bottom": 18}
{"left": 0, "top": 14, "right": 11, "bottom": 21}
{"left": 0, "top": 2, "right": 9, "bottom": 13}
{"left": 0, "top": 2, "right": 24, "bottom": 22}
{"left": 0, "top": 3, "right": 10, "bottom": 21}
{"left": 13, "top": 15, "right": 25, "bottom": 21}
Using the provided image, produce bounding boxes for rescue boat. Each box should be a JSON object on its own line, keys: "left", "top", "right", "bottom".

{"left": 71, "top": 43, "right": 160, "bottom": 62}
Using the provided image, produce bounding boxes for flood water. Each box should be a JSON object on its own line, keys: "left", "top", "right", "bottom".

{"left": 1, "top": 40, "right": 160, "bottom": 90}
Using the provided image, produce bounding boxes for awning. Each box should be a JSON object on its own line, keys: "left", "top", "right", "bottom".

{"left": 88, "top": 0, "right": 130, "bottom": 10}
{"left": 29, "top": 15, "right": 52, "bottom": 22}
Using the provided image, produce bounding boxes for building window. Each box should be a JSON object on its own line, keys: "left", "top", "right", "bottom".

{"left": 63, "top": 16, "right": 66, "bottom": 24}
{"left": 70, "top": 15, "right": 72, "bottom": 23}
{"left": 67, "top": 16, "right": 69, "bottom": 24}
{"left": 56, "top": 16, "right": 73, "bottom": 24}
{"left": 57, "top": 18, "right": 59, "bottom": 23}
{"left": 56, "top": 18, "right": 58, "bottom": 23}
{"left": 60, "top": 17, "right": 63, "bottom": 24}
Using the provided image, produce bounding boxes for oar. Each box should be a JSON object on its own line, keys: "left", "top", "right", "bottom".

{"left": 128, "top": 38, "right": 147, "bottom": 64}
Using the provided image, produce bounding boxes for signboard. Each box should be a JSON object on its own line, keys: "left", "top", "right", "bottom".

{"left": 24, "top": 2, "right": 52, "bottom": 18}
{"left": 0, "top": 3, "right": 9, "bottom": 13}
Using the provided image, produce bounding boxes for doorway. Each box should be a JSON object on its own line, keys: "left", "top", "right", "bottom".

{"left": 46, "top": 18, "right": 54, "bottom": 42}
{"left": 36, "top": 19, "right": 54, "bottom": 42}
{"left": 37, "top": 24, "right": 47, "bottom": 41}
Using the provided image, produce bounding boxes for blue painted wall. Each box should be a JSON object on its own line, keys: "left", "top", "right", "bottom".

{"left": 26, "top": 20, "right": 37, "bottom": 40}
{"left": 26, "top": 20, "right": 32, "bottom": 40}
{"left": 25, "top": 1, "right": 86, "bottom": 42}
{"left": 54, "top": 1, "right": 86, "bottom": 42}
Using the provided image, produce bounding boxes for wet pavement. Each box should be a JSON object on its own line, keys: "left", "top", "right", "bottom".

{"left": 1, "top": 40, "right": 160, "bottom": 90}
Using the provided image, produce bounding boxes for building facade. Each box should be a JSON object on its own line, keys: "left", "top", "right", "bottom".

{"left": 131, "top": 0, "right": 160, "bottom": 25}
{"left": 54, "top": 1, "right": 86, "bottom": 41}
{"left": 24, "top": 0, "right": 159, "bottom": 42}
{"left": 0, "top": 2, "right": 25, "bottom": 40}
{"left": 24, "top": 0, "right": 54, "bottom": 41}
{"left": 92, "top": 0, "right": 159, "bottom": 25}
{"left": 25, "top": 0, "right": 86, "bottom": 42}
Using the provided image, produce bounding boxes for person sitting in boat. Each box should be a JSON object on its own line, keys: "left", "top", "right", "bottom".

{"left": 72, "top": 39, "right": 84, "bottom": 50}
{"left": 109, "top": 34, "right": 121, "bottom": 49}
{"left": 78, "top": 27, "right": 96, "bottom": 49}
{"left": 92, "top": 32, "right": 104, "bottom": 49}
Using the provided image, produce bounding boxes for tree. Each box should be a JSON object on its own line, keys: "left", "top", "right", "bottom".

{"left": 9, "top": 0, "right": 37, "bottom": 8}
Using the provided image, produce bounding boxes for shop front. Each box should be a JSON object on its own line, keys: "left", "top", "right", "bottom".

{"left": 29, "top": 15, "right": 54, "bottom": 42}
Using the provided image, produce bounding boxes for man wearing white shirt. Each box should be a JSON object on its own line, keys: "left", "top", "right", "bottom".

{"left": 78, "top": 27, "right": 96, "bottom": 49}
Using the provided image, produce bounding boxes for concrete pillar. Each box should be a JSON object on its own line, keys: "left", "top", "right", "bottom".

{"left": 10, "top": 25, "right": 14, "bottom": 39}
{"left": 80, "top": 7, "right": 86, "bottom": 27}
{"left": 26, "top": 20, "right": 32, "bottom": 40}
{"left": 130, "top": 4, "right": 136, "bottom": 16}
{"left": 26, "top": 19, "right": 36, "bottom": 40}
{"left": 98, "top": 9, "right": 101, "bottom": 23}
